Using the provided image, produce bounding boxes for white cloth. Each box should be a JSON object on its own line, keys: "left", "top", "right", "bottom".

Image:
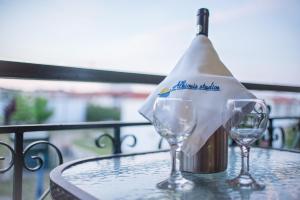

{"left": 139, "top": 35, "right": 255, "bottom": 155}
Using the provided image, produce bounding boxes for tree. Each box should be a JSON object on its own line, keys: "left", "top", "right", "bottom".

{"left": 34, "top": 97, "right": 53, "bottom": 124}
{"left": 11, "top": 95, "right": 35, "bottom": 124}
{"left": 86, "top": 103, "right": 120, "bottom": 121}
{"left": 11, "top": 95, "right": 53, "bottom": 124}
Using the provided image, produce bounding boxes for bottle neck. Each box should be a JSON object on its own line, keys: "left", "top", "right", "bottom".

{"left": 196, "top": 8, "right": 209, "bottom": 36}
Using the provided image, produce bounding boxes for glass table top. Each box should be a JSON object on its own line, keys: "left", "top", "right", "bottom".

{"left": 61, "top": 147, "right": 300, "bottom": 200}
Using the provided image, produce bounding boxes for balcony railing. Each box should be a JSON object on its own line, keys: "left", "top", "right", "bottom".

{"left": 0, "top": 60, "right": 300, "bottom": 200}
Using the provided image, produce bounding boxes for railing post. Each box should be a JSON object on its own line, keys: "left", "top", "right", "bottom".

{"left": 268, "top": 119, "right": 273, "bottom": 147}
{"left": 114, "top": 127, "right": 121, "bottom": 154}
{"left": 13, "top": 131, "right": 23, "bottom": 200}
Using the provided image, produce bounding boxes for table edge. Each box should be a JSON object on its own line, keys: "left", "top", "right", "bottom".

{"left": 49, "top": 150, "right": 169, "bottom": 200}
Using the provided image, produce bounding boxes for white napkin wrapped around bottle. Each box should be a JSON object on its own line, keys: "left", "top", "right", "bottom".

{"left": 139, "top": 35, "right": 255, "bottom": 156}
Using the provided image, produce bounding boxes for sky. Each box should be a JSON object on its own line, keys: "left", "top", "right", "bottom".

{"left": 0, "top": 0, "right": 299, "bottom": 91}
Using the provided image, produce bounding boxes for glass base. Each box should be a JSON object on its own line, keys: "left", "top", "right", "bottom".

{"left": 227, "top": 174, "right": 265, "bottom": 190}
{"left": 157, "top": 177, "right": 194, "bottom": 191}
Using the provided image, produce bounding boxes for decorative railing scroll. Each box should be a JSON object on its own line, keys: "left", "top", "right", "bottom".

{"left": 0, "top": 141, "right": 15, "bottom": 173}
{"left": 0, "top": 139, "right": 63, "bottom": 200}
{"left": 95, "top": 133, "right": 137, "bottom": 153}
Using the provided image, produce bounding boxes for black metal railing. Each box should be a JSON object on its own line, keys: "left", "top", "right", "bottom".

{"left": 1, "top": 60, "right": 300, "bottom": 92}
{"left": 0, "top": 121, "right": 151, "bottom": 200}
{"left": 266, "top": 117, "right": 300, "bottom": 148}
{"left": 0, "top": 60, "right": 300, "bottom": 200}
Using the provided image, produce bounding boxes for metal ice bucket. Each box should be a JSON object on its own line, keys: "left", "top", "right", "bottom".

{"left": 181, "top": 126, "right": 228, "bottom": 173}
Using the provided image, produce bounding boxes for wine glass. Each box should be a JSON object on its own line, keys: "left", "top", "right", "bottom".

{"left": 223, "top": 99, "right": 269, "bottom": 190}
{"left": 153, "top": 97, "right": 197, "bottom": 191}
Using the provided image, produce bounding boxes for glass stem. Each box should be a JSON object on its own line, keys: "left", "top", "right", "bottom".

{"left": 170, "top": 144, "right": 183, "bottom": 181}
{"left": 240, "top": 145, "right": 250, "bottom": 175}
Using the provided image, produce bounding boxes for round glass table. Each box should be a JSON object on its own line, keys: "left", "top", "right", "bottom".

{"left": 50, "top": 147, "right": 300, "bottom": 200}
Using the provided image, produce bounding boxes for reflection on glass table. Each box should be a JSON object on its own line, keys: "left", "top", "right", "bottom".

{"left": 50, "top": 147, "right": 300, "bottom": 200}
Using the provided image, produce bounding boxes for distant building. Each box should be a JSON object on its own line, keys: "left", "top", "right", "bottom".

{"left": 1, "top": 88, "right": 299, "bottom": 125}
{"left": 270, "top": 97, "right": 300, "bottom": 116}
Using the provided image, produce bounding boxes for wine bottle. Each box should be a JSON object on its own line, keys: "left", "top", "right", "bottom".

{"left": 182, "top": 8, "right": 228, "bottom": 174}
{"left": 196, "top": 8, "right": 209, "bottom": 36}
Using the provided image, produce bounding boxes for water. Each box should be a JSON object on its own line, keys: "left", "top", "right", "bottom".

{"left": 152, "top": 117, "right": 194, "bottom": 145}
{"left": 230, "top": 128, "right": 264, "bottom": 146}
